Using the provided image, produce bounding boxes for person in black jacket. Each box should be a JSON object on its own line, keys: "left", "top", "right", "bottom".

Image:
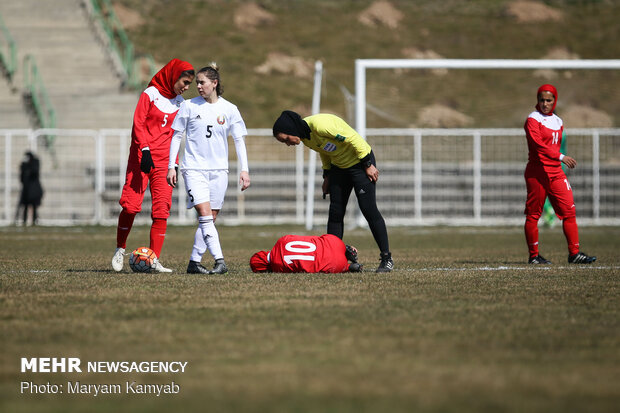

{"left": 16, "top": 151, "right": 43, "bottom": 225}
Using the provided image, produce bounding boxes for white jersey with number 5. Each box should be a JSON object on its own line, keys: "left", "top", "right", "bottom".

{"left": 169, "top": 96, "right": 248, "bottom": 171}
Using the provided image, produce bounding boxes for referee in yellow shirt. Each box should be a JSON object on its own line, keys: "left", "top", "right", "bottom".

{"left": 273, "top": 110, "right": 393, "bottom": 272}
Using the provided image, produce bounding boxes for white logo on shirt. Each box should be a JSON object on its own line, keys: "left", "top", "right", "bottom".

{"left": 323, "top": 142, "right": 337, "bottom": 152}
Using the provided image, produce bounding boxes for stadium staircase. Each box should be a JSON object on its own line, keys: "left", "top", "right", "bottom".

{"left": 0, "top": 0, "right": 143, "bottom": 224}
{"left": 0, "top": 76, "right": 30, "bottom": 128}
{"left": 0, "top": 0, "right": 138, "bottom": 130}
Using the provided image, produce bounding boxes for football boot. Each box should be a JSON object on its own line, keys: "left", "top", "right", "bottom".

{"left": 210, "top": 258, "right": 228, "bottom": 275}
{"left": 345, "top": 245, "right": 359, "bottom": 263}
{"left": 376, "top": 252, "right": 394, "bottom": 273}
{"left": 111, "top": 247, "right": 125, "bottom": 272}
{"left": 152, "top": 258, "right": 173, "bottom": 273}
{"left": 568, "top": 252, "right": 596, "bottom": 264}
{"left": 187, "top": 260, "right": 210, "bottom": 274}
{"left": 528, "top": 255, "right": 551, "bottom": 264}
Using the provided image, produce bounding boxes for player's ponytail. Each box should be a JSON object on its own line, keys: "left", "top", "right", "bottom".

{"left": 197, "top": 63, "right": 223, "bottom": 96}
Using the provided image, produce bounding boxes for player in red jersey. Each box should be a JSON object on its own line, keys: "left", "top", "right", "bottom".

{"left": 112, "top": 59, "right": 195, "bottom": 272}
{"left": 524, "top": 84, "right": 596, "bottom": 265}
{"left": 249, "top": 234, "right": 362, "bottom": 273}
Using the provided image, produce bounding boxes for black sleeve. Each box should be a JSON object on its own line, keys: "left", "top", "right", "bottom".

{"left": 360, "top": 153, "right": 372, "bottom": 169}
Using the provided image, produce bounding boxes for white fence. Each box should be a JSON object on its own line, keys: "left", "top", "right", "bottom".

{"left": 2, "top": 128, "right": 619, "bottom": 227}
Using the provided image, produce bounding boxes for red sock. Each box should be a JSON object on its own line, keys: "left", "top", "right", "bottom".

{"left": 150, "top": 218, "right": 167, "bottom": 258}
{"left": 116, "top": 210, "right": 135, "bottom": 249}
{"left": 524, "top": 215, "right": 539, "bottom": 258}
{"left": 562, "top": 216, "right": 580, "bottom": 256}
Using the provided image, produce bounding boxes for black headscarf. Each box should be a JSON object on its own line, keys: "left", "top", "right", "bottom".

{"left": 272, "top": 110, "right": 311, "bottom": 140}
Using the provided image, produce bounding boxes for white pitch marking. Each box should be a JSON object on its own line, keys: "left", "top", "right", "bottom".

{"left": 412, "top": 265, "right": 620, "bottom": 272}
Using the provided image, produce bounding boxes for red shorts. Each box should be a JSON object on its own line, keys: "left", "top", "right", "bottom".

{"left": 119, "top": 162, "right": 173, "bottom": 219}
{"left": 524, "top": 163, "right": 576, "bottom": 220}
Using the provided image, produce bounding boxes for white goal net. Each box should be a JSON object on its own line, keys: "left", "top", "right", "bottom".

{"left": 350, "top": 59, "right": 620, "bottom": 225}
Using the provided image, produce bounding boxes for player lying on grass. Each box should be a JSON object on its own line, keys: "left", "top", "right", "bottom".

{"left": 249, "top": 234, "right": 362, "bottom": 273}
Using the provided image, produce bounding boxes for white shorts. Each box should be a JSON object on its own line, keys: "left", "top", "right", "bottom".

{"left": 181, "top": 169, "right": 229, "bottom": 210}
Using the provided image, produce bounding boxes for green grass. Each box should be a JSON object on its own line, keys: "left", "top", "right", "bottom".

{"left": 1, "top": 224, "right": 619, "bottom": 412}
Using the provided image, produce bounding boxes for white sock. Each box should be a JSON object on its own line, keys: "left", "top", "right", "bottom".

{"left": 190, "top": 227, "right": 206, "bottom": 262}
{"left": 197, "top": 215, "right": 223, "bottom": 261}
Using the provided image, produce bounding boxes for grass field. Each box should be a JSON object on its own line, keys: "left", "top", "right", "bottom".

{"left": 1, "top": 224, "right": 619, "bottom": 413}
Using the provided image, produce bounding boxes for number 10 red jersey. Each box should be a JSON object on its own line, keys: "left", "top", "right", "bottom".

{"left": 267, "top": 234, "right": 350, "bottom": 273}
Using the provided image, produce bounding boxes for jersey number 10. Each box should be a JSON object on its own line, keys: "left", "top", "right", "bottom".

{"left": 283, "top": 241, "right": 316, "bottom": 264}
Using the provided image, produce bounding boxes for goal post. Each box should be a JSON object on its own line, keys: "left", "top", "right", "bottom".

{"left": 305, "top": 60, "right": 323, "bottom": 230}
{"left": 355, "top": 59, "right": 620, "bottom": 138}
{"left": 351, "top": 58, "right": 620, "bottom": 226}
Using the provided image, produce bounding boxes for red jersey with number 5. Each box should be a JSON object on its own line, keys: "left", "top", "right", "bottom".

{"left": 128, "top": 87, "right": 185, "bottom": 167}
{"left": 267, "top": 234, "right": 350, "bottom": 273}
{"left": 524, "top": 111, "right": 564, "bottom": 175}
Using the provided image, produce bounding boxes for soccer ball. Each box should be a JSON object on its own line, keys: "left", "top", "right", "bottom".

{"left": 129, "top": 247, "right": 156, "bottom": 273}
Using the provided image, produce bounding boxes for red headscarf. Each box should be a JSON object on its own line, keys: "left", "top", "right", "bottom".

{"left": 250, "top": 251, "right": 270, "bottom": 272}
{"left": 536, "top": 84, "right": 558, "bottom": 114}
{"left": 148, "top": 58, "right": 194, "bottom": 99}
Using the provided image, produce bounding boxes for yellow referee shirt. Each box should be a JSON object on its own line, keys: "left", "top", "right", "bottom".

{"left": 303, "top": 114, "right": 372, "bottom": 171}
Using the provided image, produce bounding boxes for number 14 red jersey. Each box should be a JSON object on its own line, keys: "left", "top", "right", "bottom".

{"left": 524, "top": 110, "right": 563, "bottom": 174}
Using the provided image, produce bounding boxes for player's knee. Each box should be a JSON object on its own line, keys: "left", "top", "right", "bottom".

{"left": 151, "top": 210, "right": 171, "bottom": 220}
{"left": 328, "top": 204, "right": 346, "bottom": 222}
{"left": 559, "top": 212, "right": 576, "bottom": 221}
{"left": 121, "top": 204, "right": 141, "bottom": 215}
{"left": 328, "top": 210, "right": 345, "bottom": 223}
{"left": 151, "top": 204, "right": 170, "bottom": 219}
{"left": 525, "top": 213, "right": 541, "bottom": 222}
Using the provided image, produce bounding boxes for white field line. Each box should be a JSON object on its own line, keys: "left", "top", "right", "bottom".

{"left": 21, "top": 266, "right": 620, "bottom": 273}
{"left": 411, "top": 265, "right": 620, "bottom": 272}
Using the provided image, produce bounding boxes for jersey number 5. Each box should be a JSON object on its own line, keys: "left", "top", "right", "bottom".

{"left": 283, "top": 241, "right": 316, "bottom": 264}
{"left": 161, "top": 114, "right": 168, "bottom": 127}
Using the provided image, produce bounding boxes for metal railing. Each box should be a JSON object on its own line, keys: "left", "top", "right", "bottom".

{"left": 2, "top": 128, "right": 619, "bottom": 227}
{"left": 0, "top": 14, "right": 17, "bottom": 83}
{"left": 22, "top": 55, "right": 56, "bottom": 132}
{"left": 88, "top": 0, "right": 156, "bottom": 90}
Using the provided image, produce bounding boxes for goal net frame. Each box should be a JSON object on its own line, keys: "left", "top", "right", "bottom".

{"left": 351, "top": 59, "right": 620, "bottom": 226}
{"left": 355, "top": 58, "right": 620, "bottom": 138}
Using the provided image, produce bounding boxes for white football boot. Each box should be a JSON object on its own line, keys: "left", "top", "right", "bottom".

{"left": 152, "top": 258, "right": 173, "bottom": 273}
{"left": 111, "top": 247, "right": 125, "bottom": 272}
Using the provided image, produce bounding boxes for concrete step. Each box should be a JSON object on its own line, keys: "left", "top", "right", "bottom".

{"left": 0, "top": 85, "right": 33, "bottom": 128}
{"left": 0, "top": 0, "right": 140, "bottom": 130}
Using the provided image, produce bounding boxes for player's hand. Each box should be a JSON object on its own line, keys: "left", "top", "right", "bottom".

{"left": 239, "top": 171, "right": 250, "bottom": 191}
{"left": 562, "top": 155, "right": 577, "bottom": 169}
{"left": 365, "top": 164, "right": 379, "bottom": 182}
{"left": 166, "top": 168, "right": 177, "bottom": 187}
{"left": 140, "top": 149, "right": 154, "bottom": 174}
{"left": 322, "top": 178, "right": 329, "bottom": 199}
